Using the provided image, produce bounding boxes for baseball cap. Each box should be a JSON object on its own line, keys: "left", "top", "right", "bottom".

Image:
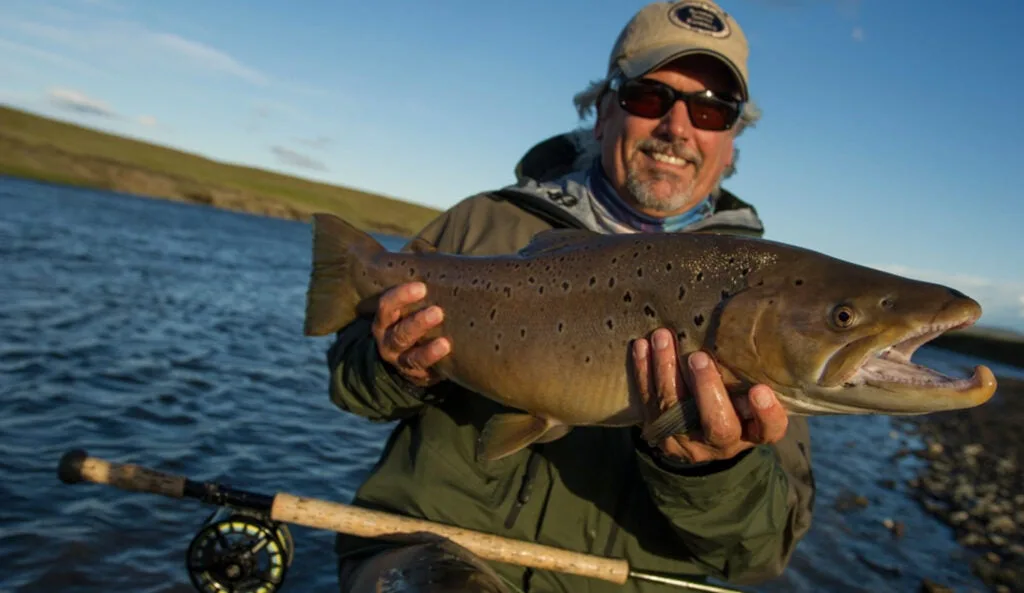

{"left": 608, "top": 1, "right": 750, "bottom": 101}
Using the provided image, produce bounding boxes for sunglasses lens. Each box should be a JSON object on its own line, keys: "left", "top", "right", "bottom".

{"left": 618, "top": 81, "right": 673, "bottom": 118}
{"left": 617, "top": 79, "right": 739, "bottom": 131}
{"left": 688, "top": 95, "right": 737, "bottom": 131}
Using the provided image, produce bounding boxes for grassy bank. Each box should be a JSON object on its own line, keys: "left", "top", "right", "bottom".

{"left": 0, "top": 105, "right": 441, "bottom": 237}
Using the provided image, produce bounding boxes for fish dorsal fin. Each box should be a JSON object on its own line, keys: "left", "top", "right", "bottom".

{"left": 518, "top": 228, "right": 599, "bottom": 257}
{"left": 404, "top": 237, "right": 437, "bottom": 254}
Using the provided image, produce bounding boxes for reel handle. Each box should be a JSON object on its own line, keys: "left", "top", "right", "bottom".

{"left": 59, "top": 449, "right": 186, "bottom": 499}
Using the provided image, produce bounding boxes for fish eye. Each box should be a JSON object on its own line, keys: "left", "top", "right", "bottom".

{"left": 830, "top": 305, "right": 857, "bottom": 329}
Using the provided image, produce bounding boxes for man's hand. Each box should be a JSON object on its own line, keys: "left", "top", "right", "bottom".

{"left": 632, "top": 328, "right": 788, "bottom": 464}
{"left": 372, "top": 281, "right": 451, "bottom": 387}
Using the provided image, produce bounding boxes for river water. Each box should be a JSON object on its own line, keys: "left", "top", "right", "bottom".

{"left": 2, "top": 177, "right": 1019, "bottom": 593}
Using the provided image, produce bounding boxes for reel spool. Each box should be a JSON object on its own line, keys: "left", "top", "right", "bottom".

{"left": 186, "top": 506, "right": 294, "bottom": 593}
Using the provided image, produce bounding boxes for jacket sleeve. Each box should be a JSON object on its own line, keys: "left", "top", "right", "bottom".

{"left": 323, "top": 209, "right": 460, "bottom": 422}
{"left": 633, "top": 422, "right": 814, "bottom": 585}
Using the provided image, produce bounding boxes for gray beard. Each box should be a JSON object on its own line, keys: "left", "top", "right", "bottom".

{"left": 624, "top": 169, "right": 698, "bottom": 215}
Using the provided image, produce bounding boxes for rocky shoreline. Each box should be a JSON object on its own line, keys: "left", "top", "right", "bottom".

{"left": 901, "top": 376, "right": 1024, "bottom": 592}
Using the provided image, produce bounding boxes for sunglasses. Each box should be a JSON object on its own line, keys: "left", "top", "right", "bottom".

{"left": 615, "top": 77, "right": 742, "bottom": 131}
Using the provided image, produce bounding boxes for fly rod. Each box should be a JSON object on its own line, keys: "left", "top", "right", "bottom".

{"left": 57, "top": 449, "right": 747, "bottom": 593}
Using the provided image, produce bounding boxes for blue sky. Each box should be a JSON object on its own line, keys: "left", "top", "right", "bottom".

{"left": 2, "top": 0, "right": 1022, "bottom": 331}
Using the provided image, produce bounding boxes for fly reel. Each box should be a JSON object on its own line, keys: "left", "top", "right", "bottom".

{"left": 186, "top": 506, "right": 294, "bottom": 593}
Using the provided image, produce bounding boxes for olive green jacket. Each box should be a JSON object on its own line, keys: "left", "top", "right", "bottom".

{"left": 326, "top": 133, "right": 816, "bottom": 592}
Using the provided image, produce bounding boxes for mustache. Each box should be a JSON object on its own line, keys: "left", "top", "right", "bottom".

{"left": 636, "top": 139, "right": 704, "bottom": 167}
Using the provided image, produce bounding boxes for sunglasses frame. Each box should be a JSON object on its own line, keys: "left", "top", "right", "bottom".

{"left": 609, "top": 75, "right": 744, "bottom": 132}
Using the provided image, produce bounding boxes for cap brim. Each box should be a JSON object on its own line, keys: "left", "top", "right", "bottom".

{"left": 619, "top": 46, "right": 748, "bottom": 101}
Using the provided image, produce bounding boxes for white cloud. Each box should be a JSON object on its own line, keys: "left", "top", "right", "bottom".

{"left": 47, "top": 87, "right": 116, "bottom": 117}
{"left": 851, "top": 27, "right": 865, "bottom": 42}
{"left": 150, "top": 32, "right": 268, "bottom": 86}
{"left": 0, "top": 36, "right": 102, "bottom": 76}
{"left": 5, "top": 18, "right": 269, "bottom": 86}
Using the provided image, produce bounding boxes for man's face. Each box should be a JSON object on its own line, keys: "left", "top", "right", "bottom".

{"left": 595, "top": 56, "right": 739, "bottom": 218}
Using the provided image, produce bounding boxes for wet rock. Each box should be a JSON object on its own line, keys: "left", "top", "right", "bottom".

{"left": 834, "top": 489, "right": 870, "bottom": 512}
{"left": 989, "top": 515, "right": 1017, "bottom": 535}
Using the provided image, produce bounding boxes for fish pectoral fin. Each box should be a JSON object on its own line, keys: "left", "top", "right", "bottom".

{"left": 477, "top": 414, "right": 565, "bottom": 461}
{"left": 640, "top": 397, "right": 702, "bottom": 446}
{"left": 518, "top": 228, "right": 600, "bottom": 256}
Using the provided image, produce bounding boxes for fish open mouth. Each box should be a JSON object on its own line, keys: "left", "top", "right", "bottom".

{"left": 844, "top": 319, "right": 997, "bottom": 411}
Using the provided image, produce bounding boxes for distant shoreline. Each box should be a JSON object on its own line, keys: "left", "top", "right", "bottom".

{"left": 0, "top": 105, "right": 442, "bottom": 238}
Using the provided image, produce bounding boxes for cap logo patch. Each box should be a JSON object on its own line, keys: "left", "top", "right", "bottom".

{"left": 669, "top": 2, "right": 731, "bottom": 39}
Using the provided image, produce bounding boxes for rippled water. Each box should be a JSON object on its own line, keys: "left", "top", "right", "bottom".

{"left": 0, "top": 177, "right": 1009, "bottom": 593}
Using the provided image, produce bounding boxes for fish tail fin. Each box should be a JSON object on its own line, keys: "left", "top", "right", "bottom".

{"left": 641, "top": 397, "right": 701, "bottom": 446}
{"left": 304, "top": 213, "right": 385, "bottom": 336}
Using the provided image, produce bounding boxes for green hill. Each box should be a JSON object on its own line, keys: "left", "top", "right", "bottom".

{"left": 0, "top": 105, "right": 441, "bottom": 236}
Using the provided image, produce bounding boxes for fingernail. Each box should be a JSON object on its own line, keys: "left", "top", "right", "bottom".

{"left": 753, "top": 387, "right": 774, "bottom": 410}
{"left": 409, "top": 282, "right": 426, "bottom": 298}
{"left": 424, "top": 306, "right": 442, "bottom": 323}
{"left": 689, "top": 351, "right": 709, "bottom": 370}
{"left": 653, "top": 331, "right": 670, "bottom": 351}
{"left": 432, "top": 339, "right": 450, "bottom": 356}
{"left": 634, "top": 340, "right": 648, "bottom": 359}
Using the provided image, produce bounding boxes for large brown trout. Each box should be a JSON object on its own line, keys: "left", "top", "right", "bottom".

{"left": 304, "top": 213, "right": 996, "bottom": 461}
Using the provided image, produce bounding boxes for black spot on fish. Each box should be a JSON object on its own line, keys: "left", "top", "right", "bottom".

{"left": 757, "top": 280, "right": 764, "bottom": 287}
{"left": 665, "top": 262, "right": 673, "bottom": 272}
{"left": 585, "top": 356, "right": 592, "bottom": 364}
{"left": 881, "top": 298, "right": 895, "bottom": 310}
{"left": 425, "top": 272, "right": 432, "bottom": 280}
{"left": 636, "top": 267, "right": 643, "bottom": 278}
{"left": 676, "top": 330, "right": 687, "bottom": 342}
{"left": 645, "top": 244, "right": 652, "bottom": 251}
{"left": 471, "top": 278, "right": 479, "bottom": 286}
{"left": 408, "top": 268, "right": 416, "bottom": 277}
{"left": 495, "top": 344, "right": 500, "bottom": 352}
{"left": 486, "top": 281, "right": 492, "bottom": 289}
{"left": 633, "top": 251, "right": 639, "bottom": 259}
{"left": 497, "top": 332, "right": 503, "bottom": 341}
{"left": 520, "top": 328, "right": 527, "bottom": 339}
{"left": 768, "top": 299, "right": 774, "bottom": 305}
{"left": 490, "top": 308, "right": 497, "bottom": 321}
{"left": 721, "top": 290, "right": 730, "bottom": 300}
{"left": 558, "top": 322, "right": 564, "bottom": 333}
{"left": 741, "top": 268, "right": 749, "bottom": 276}
{"left": 528, "top": 276, "right": 536, "bottom": 284}
{"left": 453, "top": 287, "right": 459, "bottom": 297}
{"left": 678, "top": 286, "right": 686, "bottom": 300}
{"left": 559, "top": 256, "right": 566, "bottom": 263}
{"left": 361, "top": 270, "right": 367, "bottom": 277}
{"left": 728, "top": 257, "right": 735, "bottom": 264}
{"left": 538, "top": 286, "right": 545, "bottom": 294}
{"left": 514, "top": 263, "right": 521, "bottom": 270}
{"left": 562, "top": 281, "right": 570, "bottom": 292}
{"left": 387, "top": 261, "right": 394, "bottom": 268}
{"left": 623, "top": 291, "right": 633, "bottom": 303}
{"left": 589, "top": 276, "right": 597, "bottom": 287}
{"left": 696, "top": 272, "right": 704, "bottom": 282}
{"left": 694, "top": 314, "right": 705, "bottom": 327}
{"left": 606, "top": 319, "right": 614, "bottom": 330}
{"left": 504, "top": 286, "right": 512, "bottom": 297}
{"left": 439, "top": 273, "right": 447, "bottom": 280}
{"left": 643, "top": 305, "right": 656, "bottom": 318}
{"left": 794, "top": 279, "right": 804, "bottom": 286}
{"left": 612, "top": 257, "right": 618, "bottom": 264}
{"left": 469, "top": 320, "right": 475, "bottom": 328}
{"left": 545, "top": 265, "right": 552, "bottom": 272}
{"left": 608, "top": 277, "right": 616, "bottom": 288}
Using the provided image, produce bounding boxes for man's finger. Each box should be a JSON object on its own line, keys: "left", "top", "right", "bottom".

{"left": 374, "top": 282, "right": 427, "bottom": 335}
{"left": 398, "top": 338, "right": 452, "bottom": 374}
{"left": 686, "top": 351, "right": 741, "bottom": 449}
{"left": 748, "top": 384, "right": 788, "bottom": 444}
{"left": 651, "top": 329, "right": 681, "bottom": 412}
{"left": 383, "top": 305, "right": 443, "bottom": 357}
{"left": 631, "top": 338, "right": 653, "bottom": 416}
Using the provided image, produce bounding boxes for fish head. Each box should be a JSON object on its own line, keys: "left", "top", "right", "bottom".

{"left": 711, "top": 257, "right": 997, "bottom": 416}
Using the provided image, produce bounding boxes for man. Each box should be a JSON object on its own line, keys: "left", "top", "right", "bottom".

{"left": 326, "top": 2, "right": 816, "bottom": 591}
